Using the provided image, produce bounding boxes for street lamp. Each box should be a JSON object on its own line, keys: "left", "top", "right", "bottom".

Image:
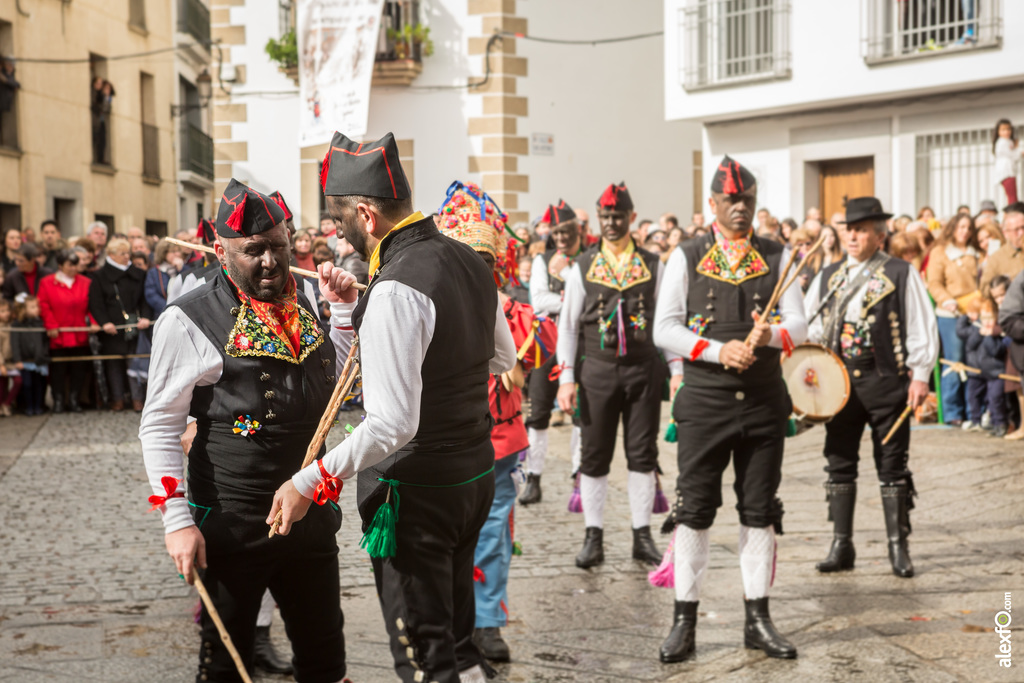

{"left": 170, "top": 69, "right": 213, "bottom": 117}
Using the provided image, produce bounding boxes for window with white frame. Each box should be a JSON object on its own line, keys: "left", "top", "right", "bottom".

{"left": 915, "top": 125, "right": 1022, "bottom": 217}
{"left": 863, "top": 0, "right": 1001, "bottom": 64}
{"left": 679, "top": 0, "right": 791, "bottom": 91}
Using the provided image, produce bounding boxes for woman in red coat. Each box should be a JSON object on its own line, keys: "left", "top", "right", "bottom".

{"left": 37, "top": 249, "right": 98, "bottom": 413}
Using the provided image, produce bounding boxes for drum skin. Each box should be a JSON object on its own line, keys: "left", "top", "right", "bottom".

{"left": 781, "top": 343, "right": 850, "bottom": 423}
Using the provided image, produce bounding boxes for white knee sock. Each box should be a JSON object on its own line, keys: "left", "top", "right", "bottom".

{"left": 627, "top": 470, "right": 656, "bottom": 529}
{"left": 256, "top": 589, "right": 274, "bottom": 627}
{"left": 580, "top": 474, "right": 608, "bottom": 528}
{"left": 673, "top": 525, "right": 710, "bottom": 602}
{"left": 739, "top": 525, "right": 776, "bottom": 600}
{"left": 527, "top": 427, "right": 547, "bottom": 475}
{"left": 569, "top": 425, "right": 581, "bottom": 473}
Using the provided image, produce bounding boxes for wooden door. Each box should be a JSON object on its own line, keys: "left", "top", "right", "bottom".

{"left": 819, "top": 157, "right": 875, "bottom": 221}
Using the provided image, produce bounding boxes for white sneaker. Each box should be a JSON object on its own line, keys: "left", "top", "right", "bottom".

{"left": 981, "top": 411, "right": 992, "bottom": 429}
{"left": 962, "top": 420, "right": 976, "bottom": 431}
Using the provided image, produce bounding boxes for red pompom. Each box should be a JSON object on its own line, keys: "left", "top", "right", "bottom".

{"left": 599, "top": 184, "right": 619, "bottom": 208}
{"left": 320, "top": 150, "right": 331, "bottom": 192}
{"left": 225, "top": 193, "right": 246, "bottom": 233}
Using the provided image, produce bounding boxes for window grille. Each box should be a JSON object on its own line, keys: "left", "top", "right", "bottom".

{"left": 680, "top": 0, "right": 791, "bottom": 91}
{"left": 863, "top": 0, "right": 1001, "bottom": 64}
{"left": 915, "top": 125, "right": 1023, "bottom": 217}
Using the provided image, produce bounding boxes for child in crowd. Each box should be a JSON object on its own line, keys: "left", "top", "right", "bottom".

{"left": 958, "top": 297, "right": 1008, "bottom": 436}
{"left": 0, "top": 300, "right": 21, "bottom": 416}
{"left": 12, "top": 296, "right": 49, "bottom": 416}
{"left": 993, "top": 118, "right": 1022, "bottom": 205}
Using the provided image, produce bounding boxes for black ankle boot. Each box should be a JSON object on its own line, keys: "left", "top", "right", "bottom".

{"left": 881, "top": 483, "right": 914, "bottom": 578}
{"left": 816, "top": 482, "right": 856, "bottom": 573}
{"left": 575, "top": 527, "right": 604, "bottom": 568}
{"left": 659, "top": 600, "right": 698, "bottom": 663}
{"left": 473, "top": 626, "right": 511, "bottom": 662}
{"left": 68, "top": 394, "right": 83, "bottom": 413}
{"left": 632, "top": 526, "right": 662, "bottom": 565}
{"left": 254, "top": 625, "right": 293, "bottom": 674}
{"left": 743, "top": 597, "right": 797, "bottom": 659}
{"left": 52, "top": 397, "right": 65, "bottom": 415}
{"left": 519, "top": 473, "right": 542, "bottom": 505}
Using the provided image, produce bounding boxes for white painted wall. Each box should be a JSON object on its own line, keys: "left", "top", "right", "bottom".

{"left": 665, "top": 0, "right": 1024, "bottom": 123}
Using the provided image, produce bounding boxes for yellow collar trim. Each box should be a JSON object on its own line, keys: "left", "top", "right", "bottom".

{"left": 600, "top": 238, "right": 635, "bottom": 271}
{"left": 368, "top": 211, "right": 425, "bottom": 280}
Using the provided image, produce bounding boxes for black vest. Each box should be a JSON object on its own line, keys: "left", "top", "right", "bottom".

{"left": 353, "top": 218, "right": 497, "bottom": 465}
{"left": 578, "top": 240, "right": 660, "bottom": 364}
{"left": 818, "top": 255, "right": 910, "bottom": 378}
{"left": 540, "top": 248, "right": 566, "bottom": 297}
{"left": 170, "top": 272, "right": 336, "bottom": 507}
{"left": 680, "top": 233, "right": 785, "bottom": 390}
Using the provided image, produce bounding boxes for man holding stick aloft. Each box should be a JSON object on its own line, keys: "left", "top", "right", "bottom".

{"left": 269, "top": 132, "right": 517, "bottom": 683}
{"left": 804, "top": 197, "right": 937, "bottom": 579}
{"left": 653, "top": 156, "right": 806, "bottom": 662}
{"left": 140, "top": 179, "right": 350, "bottom": 682}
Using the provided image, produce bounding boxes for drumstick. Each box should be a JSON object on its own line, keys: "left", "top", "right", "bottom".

{"left": 939, "top": 358, "right": 1022, "bottom": 384}
{"left": 744, "top": 234, "right": 827, "bottom": 346}
{"left": 192, "top": 570, "right": 254, "bottom": 683}
{"left": 165, "top": 237, "right": 367, "bottom": 291}
{"left": 881, "top": 405, "right": 913, "bottom": 446}
{"left": 269, "top": 341, "right": 362, "bottom": 538}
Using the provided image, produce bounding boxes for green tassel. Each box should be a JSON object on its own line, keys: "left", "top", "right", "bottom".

{"left": 664, "top": 421, "right": 678, "bottom": 443}
{"left": 785, "top": 416, "right": 798, "bottom": 438}
{"left": 512, "top": 541, "right": 522, "bottom": 556}
{"left": 360, "top": 482, "right": 400, "bottom": 558}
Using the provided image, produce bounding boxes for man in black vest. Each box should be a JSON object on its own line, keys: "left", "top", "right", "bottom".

{"left": 555, "top": 182, "right": 676, "bottom": 569}
{"left": 269, "top": 132, "right": 517, "bottom": 683}
{"left": 140, "top": 179, "right": 349, "bottom": 682}
{"left": 804, "top": 197, "right": 937, "bottom": 579}
{"left": 521, "top": 199, "right": 583, "bottom": 505}
{"left": 653, "top": 156, "right": 807, "bottom": 662}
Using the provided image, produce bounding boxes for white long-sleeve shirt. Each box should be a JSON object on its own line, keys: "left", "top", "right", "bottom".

{"left": 994, "top": 137, "right": 1023, "bottom": 181}
{"left": 529, "top": 253, "right": 568, "bottom": 317}
{"left": 804, "top": 255, "right": 939, "bottom": 383}
{"left": 555, "top": 258, "right": 682, "bottom": 385}
{"left": 653, "top": 247, "right": 808, "bottom": 367}
{"left": 292, "top": 282, "right": 517, "bottom": 497}
{"left": 139, "top": 299, "right": 352, "bottom": 534}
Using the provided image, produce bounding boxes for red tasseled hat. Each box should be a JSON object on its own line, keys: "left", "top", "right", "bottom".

{"left": 711, "top": 155, "right": 756, "bottom": 195}
{"left": 215, "top": 179, "right": 287, "bottom": 238}
{"left": 597, "top": 181, "right": 633, "bottom": 212}
{"left": 541, "top": 199, "right": 575, "bottom": 225}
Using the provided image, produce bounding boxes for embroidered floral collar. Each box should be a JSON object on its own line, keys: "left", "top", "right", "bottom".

{"left": 584, "top": 239, "right": 652, "bottom": 291}
{"left": 696, "top": 229, "right": 769, "bottom": 285}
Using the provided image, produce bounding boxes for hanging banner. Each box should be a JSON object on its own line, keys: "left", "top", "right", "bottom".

{"left": 297, "top": 0, "right": 385, "bottom": 148}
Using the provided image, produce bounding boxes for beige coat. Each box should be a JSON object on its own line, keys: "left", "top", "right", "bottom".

{"left": 979, "top": 244, "right": 1024, "bottom": 296}
{"left": 926, "top": 244, "right": 980, "bottom": 308}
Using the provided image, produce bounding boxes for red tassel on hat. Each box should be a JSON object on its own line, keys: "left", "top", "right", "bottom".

{"left": 195, "top": 220, "right": 205, "bottom": 240}
{"left": 319, "top": 149, "right": 331, "bottom": 192}
{"left": 719, "top": 161, "right": 740, "bottom": 195}
{"left": 599, "top": 184, "right": 619, "bottom": 208}
{"left": 272, "top": 195, "right": 292, "bottom": 220}
{"left": 225, "top": 193, "right": 246, "bottom": 233}
{"left": 541, "top": 205, "right": 554, "bottom": 224}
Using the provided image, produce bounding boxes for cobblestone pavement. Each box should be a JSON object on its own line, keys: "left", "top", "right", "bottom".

{"left": 0, "top": 406, "right": 1021, "bottom": 682}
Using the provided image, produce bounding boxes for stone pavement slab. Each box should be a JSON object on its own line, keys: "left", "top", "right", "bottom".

{"left": 0, "top": 406, "right": 1021, "bottom": 682}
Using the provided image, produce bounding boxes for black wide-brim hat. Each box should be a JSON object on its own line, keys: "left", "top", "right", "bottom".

{"left": 838, "top": 197, "right": 893, "bottom": 224}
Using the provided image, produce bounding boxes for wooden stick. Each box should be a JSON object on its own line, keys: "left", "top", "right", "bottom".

{"left": 743, "top": 233, "right": 827, "bottom": 346}
{"left": 268, "top": 340, "right": 362, "bottom": 538}
{"left": 50, "top": 354, "right": 150, "bottom": 362}
{"left": 192, "top": 570, "right": 254, "bottom": 683}
{"left": 881, "top": 405, "right": 914, "bottom": 446}
{"left": 939, "top": 358, "right": 1022, "bottom": 384}
{"left": 165, "top": 237, "right": 367, "bottom": 291}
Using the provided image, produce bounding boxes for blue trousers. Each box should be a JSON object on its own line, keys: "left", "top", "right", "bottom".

{"left": 937, "top": 316, "right": 966, "bottom": 422}
{"left": 473, "top": 451, "right": 520, "bottom": 628}
{"left": 966, "top": 376, "right": 1008, "bottom": 427}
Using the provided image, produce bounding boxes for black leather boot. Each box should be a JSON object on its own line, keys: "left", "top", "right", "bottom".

{"left": 881, "top": 483, "right": 914, "bottom": 578}
{"left": 52, "top": 397, "right": 65, "bottom": 415}
{"left": 473, "top": 626, "right": 511, "bottom": 662}
{"left": 519, "top": 473, "right": 542, "bottom": 505}
{"left": 743, "top": 597, "right": 797, "bottom": 659}
{"left": 575, "top": 527, "right": 604, "bottom": 568}
{"left": 253, "top": 625, "right": 293, "bottom": 675}
{"left": 632, "top": 526, "right": 662, "bottom": 565}
{"left": 816, "top": 482, "right": 856, "bottom": 573}
{"left": 659, "top": 600, "right": 698, "bottom": 663}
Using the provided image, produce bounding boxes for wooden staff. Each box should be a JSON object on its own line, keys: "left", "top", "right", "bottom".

{"left": 165, "top": 237, "right": 367, "bottom": 291}
{"left": 268, "top": 339, "right": 362, "bottom": 538}
{"left": 50, "top": 353, "right": 150, "bottom": 362}
{"left": 881, "top": 405, "right": 914, "bottom": 446}
{"left": 743, "top": 233, "right": 827, "bottom": 346}
{"left": 940, "top": 358, "right": 1021, "bottom": 383}
{"left": 192, "top": 570, "right": 253, "bottom": 683}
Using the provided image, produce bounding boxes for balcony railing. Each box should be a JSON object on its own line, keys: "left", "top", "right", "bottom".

{"left": 178, "top": 0, "right": 211, "bottom": 47}
{"left": 142, "top": 123, "right": 160, "bottom": 180}
{"left": 863, "top": 0, "right": 1001, "bottom": 64}
{"left": 376, "top": 1, "right": 422, "bottom": 61}
{"left": 680, "top": 0, "right": 791, "bottom": 92}
{"left": 180, "top": 123, "right": 213, "bottom": 181}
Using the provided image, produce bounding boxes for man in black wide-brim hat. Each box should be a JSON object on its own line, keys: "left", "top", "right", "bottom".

{"left": 804, "top": 196, "right": 938, "bottom": 580}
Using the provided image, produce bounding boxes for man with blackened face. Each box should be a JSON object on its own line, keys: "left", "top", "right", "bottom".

{"left": 653, "top": 156, "right": 808, "bottom": 664}
{"left": 554, "top": 182, "right": 680, "bottom": 573}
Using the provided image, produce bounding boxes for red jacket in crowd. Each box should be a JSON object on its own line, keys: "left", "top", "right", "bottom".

{"left": 37, "top": 273, "right": 95, "bottom": 349}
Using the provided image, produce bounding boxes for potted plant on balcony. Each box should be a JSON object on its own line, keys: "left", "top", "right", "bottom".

{"left": 386, "top": 24, "right": 433, "bottom": 62}
{"left": 265, "top": 29, "right": 298, "bottom": 81}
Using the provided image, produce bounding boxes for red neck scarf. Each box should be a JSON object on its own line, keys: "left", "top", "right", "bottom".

{"left": 225, "top": 269, "right": 303, "bottom": 358}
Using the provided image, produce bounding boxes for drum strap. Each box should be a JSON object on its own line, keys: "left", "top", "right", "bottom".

{"left": 821, "top": 250, "right": 890, "bottom": 351}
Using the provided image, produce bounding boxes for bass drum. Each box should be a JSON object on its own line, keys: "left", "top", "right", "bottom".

{"left": 781, "top": 343, "right": 850, "bottom": 423}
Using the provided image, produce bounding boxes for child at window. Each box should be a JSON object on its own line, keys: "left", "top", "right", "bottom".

{"left": 12, "top": 296, "right": 50, "bottom": 416}
{"left": 993, "top": 118, "right": 1022, "bottom": 205}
